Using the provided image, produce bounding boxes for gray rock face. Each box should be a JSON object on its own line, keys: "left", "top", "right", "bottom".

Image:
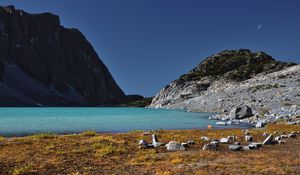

{"left": 0, "top": 5, "right": 125, "bottom": 106}
{"left": 149, "top": 49, "right": 299, "bottom": 124}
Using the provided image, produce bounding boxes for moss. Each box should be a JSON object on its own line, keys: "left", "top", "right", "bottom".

{"left": 12, "top": 164, "right": 34, "bottom": 175}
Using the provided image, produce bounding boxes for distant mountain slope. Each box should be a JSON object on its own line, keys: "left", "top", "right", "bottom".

{"left": 0, "top": 5, "right": 125, "bottom": 106}
{"left": 149, "top": 49, "right": 298, "bottom": 113}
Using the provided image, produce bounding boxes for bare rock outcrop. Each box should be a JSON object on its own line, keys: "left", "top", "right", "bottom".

{"left": 149, "top": 49, "right": 299, "bottom": 124}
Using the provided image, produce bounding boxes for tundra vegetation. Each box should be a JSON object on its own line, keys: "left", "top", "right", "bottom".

{"left": 0, "top": 124, "right": 299, "bottom": 175}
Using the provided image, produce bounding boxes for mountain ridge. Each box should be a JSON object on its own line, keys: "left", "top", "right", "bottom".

{"left": 149, "top": 49, "right": 299, "bottom": 124}
{"left": 0, "top": 5, "right": 126, "bottom": 106}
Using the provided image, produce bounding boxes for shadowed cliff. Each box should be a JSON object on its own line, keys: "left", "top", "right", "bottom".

{"left": 0, "top": 5, "right": 125, "bottom": 106}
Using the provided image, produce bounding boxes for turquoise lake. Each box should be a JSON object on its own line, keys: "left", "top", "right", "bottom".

{"left": 0, "top": 107, "right": 248, "bottom": 136}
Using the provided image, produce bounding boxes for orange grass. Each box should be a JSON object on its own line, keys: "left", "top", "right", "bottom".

{"left": 0, "top": 124, "right": 299, "bottom": 175}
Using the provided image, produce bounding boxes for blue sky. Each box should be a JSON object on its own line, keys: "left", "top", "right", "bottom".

{"left": 1, "top": 0, "right": 300, "bottom": 97}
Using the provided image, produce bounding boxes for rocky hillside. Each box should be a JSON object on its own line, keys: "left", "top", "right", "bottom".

{"left": 149, "top": 49, "right": 300, "bottom": 124}
{"left": 0, "top": 5, "right": 125, "bottom": 106}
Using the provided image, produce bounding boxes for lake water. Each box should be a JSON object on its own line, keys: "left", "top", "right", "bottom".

{"left": 0, "top": 107, "right": 248, "bottom": 136}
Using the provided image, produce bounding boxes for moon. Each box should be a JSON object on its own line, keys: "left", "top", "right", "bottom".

{"left": 257, "top": 24, "right": 263, "bottom": 31}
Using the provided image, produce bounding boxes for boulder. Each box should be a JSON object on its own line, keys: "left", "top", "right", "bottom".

{"left": 202, "top": 143, "right": 217, "bottom": 151}
{"left": 138, "top": 140, "right": 152, "bottom": 149}
{"left": 248, "top": 144, "right": 257, "bottom": 149}
{"left": 181, "top": 143, "right": 189, "bottom": 148}
{"left": 201, "top": 136, "right": 210, "bottom": 141}
{"left": 245, "top": 135, "right": 253, "bottom": 142}
{"left": 288, "top": 133, "right": 296, "bottom": 138}
{"left": 227, "top": 136, "right": 236, "bottom": 143}
{"left": 263, "top": 134, "right": 273, "bottom": 145}
{"left": 187, "top": 140, "right": 195, "bottom": 145}
{"left": 256, "top": 121, "right": 265, "bottom": 128}
{"left": 152, "top": 134, "right": 165, "bottom": 147}
{"left": 166, "top": 141, "right": 185, "bottom": 151}
{"left": 234, "top": 142, "right": 240, "bottom": 145}
{"left": 280, "top": 135, "right": 288, "bottom": 139}
{"left": 274, "top": 136, "right": 281, "bottom": 141}
{"left": 243, "top": 146, "right": 250, "bottom": 150}
{"left": 229, "top": 106, "right": 253, "bottom": 119}
{"left": 220, "top": 138, "right": 229, "bottom": 143}
{"left": 210, "top": 141, "right": 219, "bottom": 147}
{"left": 277, "top": 140, "right": 286, "bottom": 144}
{"left": 228, "top": 145, "right": 242, "bottom": 151}
{"left": 250, "top": 142, "right": 263, "bottom": 148}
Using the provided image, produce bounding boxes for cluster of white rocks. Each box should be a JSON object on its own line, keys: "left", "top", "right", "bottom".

{"left": 201, "top": 130, "right": 300, "bottom": 151}
{"left": 138, "top": 134, "right": 195, "bottom": 151}
{"left": 139, "top": 130, "right": 300, "bottom": 152}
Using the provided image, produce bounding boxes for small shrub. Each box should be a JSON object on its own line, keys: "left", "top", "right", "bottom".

{"left": 81, "top": 130, "right": 97, "bottom": 136}
{"left": 12, "top": 164, "right": 33, "bottom": 175}
{"left": 31, "top": 133, "right": 56, "bottom": 139}
{"left": 94, "top": 144, "right": 125, "bottom": 158}
{"left": 0, "top": 136, "right": 5, "bottom": 141}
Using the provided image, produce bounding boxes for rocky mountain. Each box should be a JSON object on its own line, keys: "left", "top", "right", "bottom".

{"left": 149, "top": 49, "right": 300, "bottom": 124}
{"left": 0, "top": 5, "right": 126, "bottom": 106}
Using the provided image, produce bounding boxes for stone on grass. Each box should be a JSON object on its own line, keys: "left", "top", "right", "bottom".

{"left": 187, "top": 140, "right": 195, "bottom": 145}
{"left": 234, "top": 142, "right": 240, "bottom": 145}
{"left": 210, "top": 141, "right": 219, "bottom": 147}
{"left": 248, "top": 143, "right": 258, "bottom": 149}
{"left": 274, "top": 136, "right": 281, "bottom": 141}
{"left": 288, "top": 133, "right": 296, "bottom": 138}
{"left": 263, "top": 134, "right": 273, "bottom": 145}
{"left": 243, "top": 146, "right": 250, "bottom": 150}
{"left": 139, "top": 140, "right": 152, "bottom": 149}
{"left": 166, "top": 141, "right": 185, "bottom": 151}
{"left": 201, "top": 136, "right": 210, "bottom": 141}
{"left": 250, "top": 142, "right": 263, "bottom": 147}
{"left": 277, "top": 140, "right": 286, "bottom": 144}
{"left": 280, "top": 135, "right": 288, "bottom": 139}
{"left": 152, "top": 134, "right": 165, "bottom": 147}
{"left": 227, "top": 136, "right": 236, "bottom": 143}
{"left": 245, "top": 135, "right": 253, "bottom": 142}
{"left": 181, "top": 143, "right": 189, "bottom": 148}
{"left": 220, "top": 138, "right": 229, "bottom": 143}
{"left": 229, "top": 145, "right": 242, "bottom": 151}
{"left": 256, "top": 121, "right": 265, "bottom": 128}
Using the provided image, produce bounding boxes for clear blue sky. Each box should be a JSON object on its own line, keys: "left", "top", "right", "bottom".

{"left": 1, "top": 0, "right": 300, "bottom": 97}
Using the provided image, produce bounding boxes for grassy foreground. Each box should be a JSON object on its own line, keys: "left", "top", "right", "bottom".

{"left": 0, "top": 124, "right": 300, "bottom": 175}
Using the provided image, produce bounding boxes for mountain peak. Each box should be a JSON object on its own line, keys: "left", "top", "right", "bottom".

{"left": 179, "top": 49, "right": 295, "bottom": 82}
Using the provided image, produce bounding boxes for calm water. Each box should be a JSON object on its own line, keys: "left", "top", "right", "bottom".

{"left": 0, "top": 107, "right": 247, "bottom": 136}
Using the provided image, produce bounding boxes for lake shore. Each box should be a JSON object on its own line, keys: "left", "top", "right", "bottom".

{"left": 0, "top": 124, "right": 299, "bottom": 175}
